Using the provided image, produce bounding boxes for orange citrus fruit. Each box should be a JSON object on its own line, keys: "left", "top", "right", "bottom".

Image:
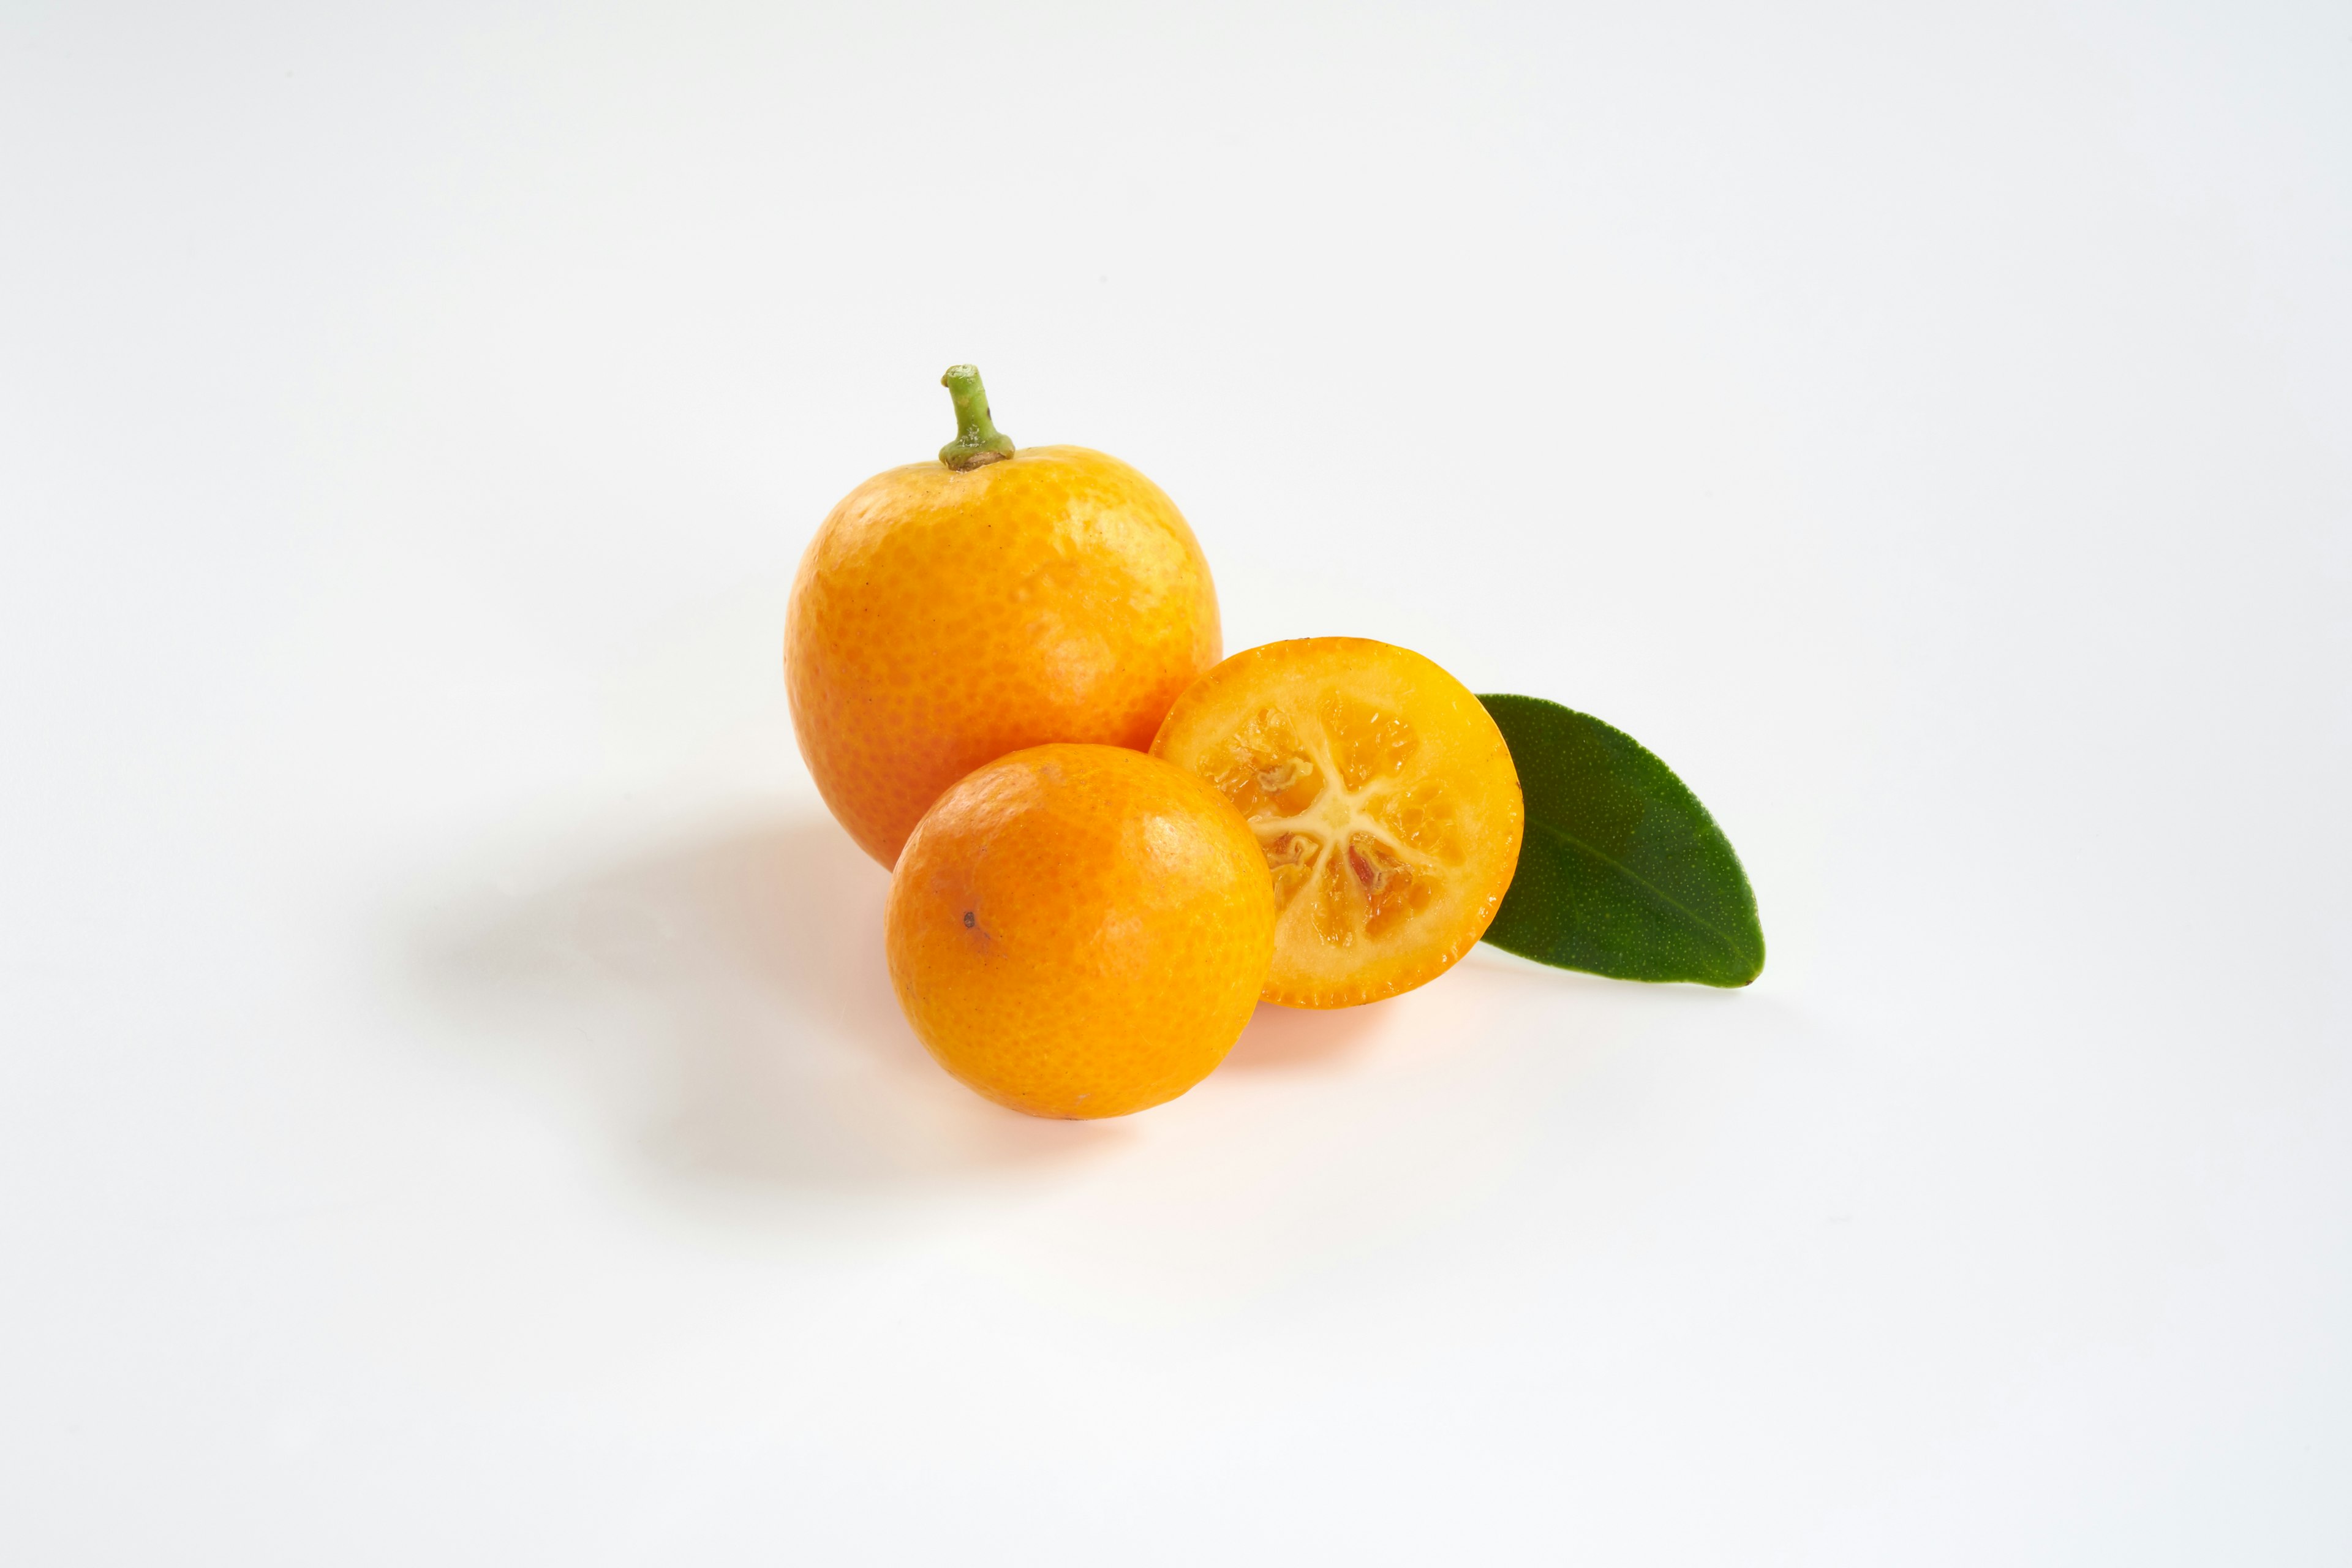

{"left": 886, "top": 744, "right": 1275, "bottom": 1118}
{"left": 1151, "top": 638, "right": 1523, "bottom": 1008}
{"left": 787, "top": 366, "right": 1220, "bottom": 867}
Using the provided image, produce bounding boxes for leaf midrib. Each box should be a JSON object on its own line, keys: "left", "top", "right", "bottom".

{"left": 1523, "top": 812, "right": 1758, "bottom": 967}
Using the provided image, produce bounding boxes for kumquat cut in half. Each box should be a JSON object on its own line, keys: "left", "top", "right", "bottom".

{"left": 1152, "top": 638, "right": 1524, "bottom": 1009}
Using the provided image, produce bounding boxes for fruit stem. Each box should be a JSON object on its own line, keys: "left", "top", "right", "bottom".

{"left": 938, "top": 364, "right": 1016, "bottom": 470}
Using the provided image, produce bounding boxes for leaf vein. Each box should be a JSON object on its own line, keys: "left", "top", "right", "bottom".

{"left": 1523, "top": 815, "right": 1758, "bottom": 966}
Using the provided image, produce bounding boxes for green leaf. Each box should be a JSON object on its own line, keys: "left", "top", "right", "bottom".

{"left": 1477, "top": 695, "right": 1764, "bottom": 987}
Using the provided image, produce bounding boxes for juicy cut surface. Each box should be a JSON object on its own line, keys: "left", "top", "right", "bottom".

{"left": 1154, "top": 639, "right": 1523, "bottom": 1009}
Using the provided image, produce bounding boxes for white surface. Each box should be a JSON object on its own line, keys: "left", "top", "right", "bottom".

{"left": 4, "top": 2, "right": 2348, "bottom": 1561}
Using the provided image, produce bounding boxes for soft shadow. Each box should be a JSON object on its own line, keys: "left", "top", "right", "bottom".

{"left": 1222, "top": 1000, "right": 1392, "bottom": 1071}
{"left": 404, "top": 814, "right": 1123, "bottom": 1195}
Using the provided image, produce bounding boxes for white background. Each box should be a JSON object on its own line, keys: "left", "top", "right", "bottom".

{"left": 4, "top": 2, "right": 2347, "bottom": 1561}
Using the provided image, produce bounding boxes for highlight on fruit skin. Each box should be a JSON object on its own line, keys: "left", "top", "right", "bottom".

{"left": 884, "top": 743, "right": 1276, "bottom": 1119}
{"left": 786, "top": 366, "right": 1221, "bottom": 869}
{"left": 1152, "top": 637, "right": 1524, "bottom": 1009}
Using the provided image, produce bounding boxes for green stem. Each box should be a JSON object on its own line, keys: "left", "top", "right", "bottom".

{"left": 937, "top": 364, "right": 1016, "bottom": 469}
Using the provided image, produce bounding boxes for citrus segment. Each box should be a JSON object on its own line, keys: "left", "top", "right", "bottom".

{"left": 1151, "top": 638, "right": 1523, "bottom": 1008}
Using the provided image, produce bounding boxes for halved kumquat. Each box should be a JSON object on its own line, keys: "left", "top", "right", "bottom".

{"left": 1152, "top": 638, "right": 1523, "bottom": 1009}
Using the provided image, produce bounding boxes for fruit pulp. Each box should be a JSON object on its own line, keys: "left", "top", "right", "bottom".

{"left": 1152, "top": 638, "right": 1523, "bottom": 1008}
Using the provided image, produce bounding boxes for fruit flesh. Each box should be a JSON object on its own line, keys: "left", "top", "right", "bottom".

{"left": 1152, "top": 639, "right": 1523, "bottom": 1008}
{"left": 788, "top": 445, "right": 1219, "bottom": 868}
{"left": 886, "top": 744, "right": 1275, "bottom": 1119}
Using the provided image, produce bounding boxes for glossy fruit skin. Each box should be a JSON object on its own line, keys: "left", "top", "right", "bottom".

{"left": 788, "top": 446, "right": 1220, "bottom": 868}
{"left": 1152, "top": 637, "right": 1524, "bottom": 1009}
{"left": 886, "top": 744, "right": 1275, "bottom": 1120}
